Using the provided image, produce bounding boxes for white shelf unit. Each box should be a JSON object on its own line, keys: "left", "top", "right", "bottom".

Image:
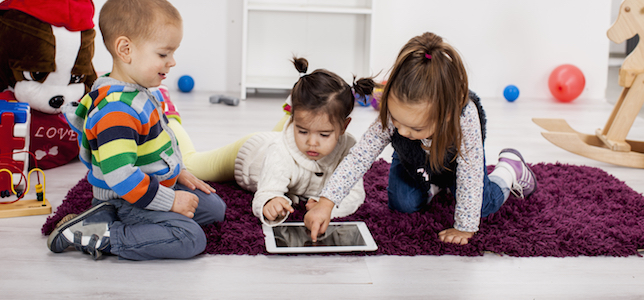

{"left": 241, "top": 0, "right": 374, "bottom": 99}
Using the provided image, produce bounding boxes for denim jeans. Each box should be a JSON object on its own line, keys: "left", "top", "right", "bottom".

{"left": 94, "top": 183, "right": 226, "bottom": 261}
{"left": 387, "top": 151, "right": 506, "bottom": 217}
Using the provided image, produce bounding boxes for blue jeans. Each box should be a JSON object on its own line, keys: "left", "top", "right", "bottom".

{"left": 93, "top": 183, "right": 226, "bottom": 261}
{"left": 387, "top": 151, "right": 506, "bottom": 217}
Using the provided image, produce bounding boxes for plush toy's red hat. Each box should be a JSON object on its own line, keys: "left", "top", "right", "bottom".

{"left": 0, "top": 0, "right": 94, "bottom": 31}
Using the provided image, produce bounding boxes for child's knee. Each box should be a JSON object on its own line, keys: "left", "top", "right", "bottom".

{"left": 175, "top": 221, "right": 207, "bottom": 258}
{"left": 387, "top": 188, "right": 425, "bottom": 213}
{"left": 388, "top": 198, "right": 422, "bottom": 213}
{"left": 199, "top": 193, "right": 227, "bottom": 224}
{"left": 191, "top": 230, "right": 207, "bottom": 257}
{"left": 209, "top": 197, "right": 226, "bottom": 222}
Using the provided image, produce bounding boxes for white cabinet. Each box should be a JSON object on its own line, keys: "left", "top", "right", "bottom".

{"left": 241, "top": 0, "right": 374, "bottom": 99}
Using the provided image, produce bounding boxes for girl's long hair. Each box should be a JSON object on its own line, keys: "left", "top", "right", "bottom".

{"left": 379, "top": 32, "right": 469, "bottom": 173}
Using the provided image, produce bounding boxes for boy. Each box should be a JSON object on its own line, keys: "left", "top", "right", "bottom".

{"left": 47, "top": 0, "right": 226, "bottom": 260}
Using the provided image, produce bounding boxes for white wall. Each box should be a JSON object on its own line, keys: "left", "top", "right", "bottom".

{"left": 91, "top": 0, "right": 612, "bottom": 100}
{"left": 370, "top": 0, "right": 611, "bottom": 100}
{"left": 91, "top": 0, "right": 241, "bottom": 93}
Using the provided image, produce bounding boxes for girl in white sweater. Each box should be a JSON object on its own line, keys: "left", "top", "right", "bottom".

{"left": 169, "top": 57, "right": 376, "bottom": 226}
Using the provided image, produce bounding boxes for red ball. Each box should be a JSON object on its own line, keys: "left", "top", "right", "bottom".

{"left": 548, "top": 64, "right": 585, "bottom": 102}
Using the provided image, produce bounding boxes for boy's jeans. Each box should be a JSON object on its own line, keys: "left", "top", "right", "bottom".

{"left": 94, "top": 183, "right": 226, "bottom": 261}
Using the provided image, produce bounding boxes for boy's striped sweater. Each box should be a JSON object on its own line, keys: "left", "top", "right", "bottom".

{"left": 64, "top": 77, "right": 182, "bottom": 211}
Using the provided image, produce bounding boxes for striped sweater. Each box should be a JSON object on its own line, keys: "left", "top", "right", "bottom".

{"left": 64, "top": 77, "right": 182, "bottom": 211}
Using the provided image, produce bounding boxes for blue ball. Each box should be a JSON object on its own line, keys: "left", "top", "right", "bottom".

{"left": 178, "top": 75, "right": 195, "bottom": 93}
{"left": 355, "top": 94, "right": 371, "bottom": 106}
{"left": 503, "top": 85, "right": 520, "bottom": 102}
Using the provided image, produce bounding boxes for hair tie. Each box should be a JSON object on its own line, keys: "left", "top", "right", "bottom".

{"left": 425, "top": 53, "right": 432, "bottom": 60}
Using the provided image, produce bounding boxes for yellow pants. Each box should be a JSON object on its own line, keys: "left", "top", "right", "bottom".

{"left": 168, "top": 114, "right": 290, "bottom": 182}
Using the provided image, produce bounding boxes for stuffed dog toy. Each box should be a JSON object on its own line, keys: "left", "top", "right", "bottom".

{"left": 0, "top": 0, "right": 97, "bottom": 169}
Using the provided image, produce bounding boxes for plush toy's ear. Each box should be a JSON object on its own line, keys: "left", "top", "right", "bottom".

{"left": 0, "top": 10, "right": 56, "bottom": 91}
{"left": 71, "top": 29, "right": 97, "bottom": 92}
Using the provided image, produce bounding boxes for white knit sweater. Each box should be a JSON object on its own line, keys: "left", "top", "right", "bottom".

{"left": 234, "top": 122, "right": 365, "bottom": 226}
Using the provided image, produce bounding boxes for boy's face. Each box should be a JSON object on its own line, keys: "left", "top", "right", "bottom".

{"left": 292, "top": 110, "right": 343, "bottom": 161}
{"left": 122, "top": 23, "right": 182, "bottom": 88}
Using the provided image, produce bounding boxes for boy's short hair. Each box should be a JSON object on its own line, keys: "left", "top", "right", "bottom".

{"left": 99, "top": 0, "right": 182, "bottom": 55}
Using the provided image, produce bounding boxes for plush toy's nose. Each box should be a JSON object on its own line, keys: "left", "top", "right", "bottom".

{"left": 49, "top": 96, "right": 65, "bottom": 108}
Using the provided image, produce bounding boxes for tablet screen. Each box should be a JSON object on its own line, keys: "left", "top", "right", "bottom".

{"left": 273, "top": 224, "right": 366, "bottom": 247}
{"left": 263, "top": 222, "right": 378, "bottom": 253}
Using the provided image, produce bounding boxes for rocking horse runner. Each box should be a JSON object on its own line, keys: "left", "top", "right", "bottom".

{"left": 533, "top": 0, "right": 644, "bottom": 168}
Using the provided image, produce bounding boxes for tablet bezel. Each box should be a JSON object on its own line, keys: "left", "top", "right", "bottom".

{"left": 262, "top": 221, "right": 378, "bottom": 254}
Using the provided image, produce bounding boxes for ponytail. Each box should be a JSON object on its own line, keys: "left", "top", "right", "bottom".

{"left": 379, "top": 32, "right": 469, "bottom": 172}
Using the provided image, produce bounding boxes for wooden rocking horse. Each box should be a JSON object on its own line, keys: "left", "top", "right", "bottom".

{"left": 533, "top": 0, "right": 644, "bottom": 168}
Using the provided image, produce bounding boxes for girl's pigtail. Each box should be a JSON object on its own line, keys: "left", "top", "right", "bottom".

{"left": 352, "top": 76, "right": 377, "bottom": 101}
{"left": 292, "top": 57, "right": 309, "bottom": 76}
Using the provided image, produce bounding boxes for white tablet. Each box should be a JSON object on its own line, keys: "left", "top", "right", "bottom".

{"left": 263, "top": 221, "right": 378, "bottom": 254}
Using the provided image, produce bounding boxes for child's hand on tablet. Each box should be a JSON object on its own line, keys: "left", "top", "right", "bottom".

{"left": 304, "top": 197, "right": 334, "bottom": 242}
{"left": 263, "top": 197, "right": 294, "bottom": 221}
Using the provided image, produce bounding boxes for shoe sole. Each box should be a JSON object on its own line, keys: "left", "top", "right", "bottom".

{"left": 46, "top": 202, "right": 113, "bottom": 252}
{"left": 499, "top": 148, "right": 538, "bottom": 198}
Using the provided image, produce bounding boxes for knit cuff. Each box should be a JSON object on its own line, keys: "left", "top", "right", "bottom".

{"left": 145, "top": 185, "right": 175, "bottom": 212}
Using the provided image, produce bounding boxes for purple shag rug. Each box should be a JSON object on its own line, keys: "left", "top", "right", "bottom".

{"left": 42, "top": 160, "right": 644, "bottom": 257}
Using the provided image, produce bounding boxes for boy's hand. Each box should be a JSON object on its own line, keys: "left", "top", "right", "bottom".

{"left": 303, "top": 197, "right": 334, "bottom": 242}
{"left": 171, "top": 190, "right": 199, "bottom": 218}
{"left": 263, "top": 197, "right": 294, "bottom": 221}
{"left": 178, "top": 169, "right": 216, "bottom": 194}
{"left": 438, "top": 228, "right": 474, "bottom": 245}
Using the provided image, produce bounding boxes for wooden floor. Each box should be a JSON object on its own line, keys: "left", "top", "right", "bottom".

{"left": 2, "top": 66, "right": 644, "bottom": 299}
